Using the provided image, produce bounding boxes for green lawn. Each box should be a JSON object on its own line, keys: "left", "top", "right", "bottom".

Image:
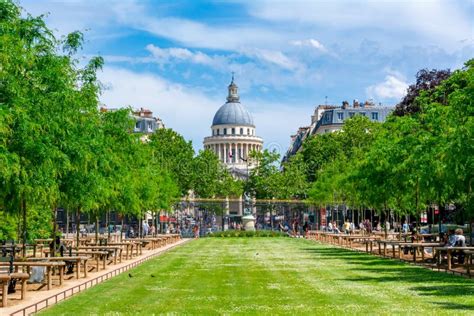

{"left": 41, "top": 238, "right": 474, "bottom": 315}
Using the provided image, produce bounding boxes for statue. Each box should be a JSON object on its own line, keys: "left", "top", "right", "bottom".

{"left": 243, "top": 192, "right": 252, "bottom": 216}
{"left": 241, "top": 192, "right": 255, "bottom": 231}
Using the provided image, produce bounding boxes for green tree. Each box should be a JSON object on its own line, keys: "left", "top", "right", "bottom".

{"left": 149, "top": 128, "right": 195, "bottom": 196}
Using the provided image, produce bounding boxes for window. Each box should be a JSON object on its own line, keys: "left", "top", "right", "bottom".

{"left": 337, "top": 112, "right": 343, "bottom": 120}
{"left": 360, "top": 112, "right": 366, "bottom": 116}
{"left": 216, "top": 129, "right": 220, "bottom": 135}
{"left": 247, "top": 128, "right": 250, "bottom": 135}
{"left": 224, "top": 128, "right": 227, "bottom": 135}
{"left": 135, "top": 121, "right": 141, "bottom": 129}
{"left": 349, "top": 112, "right": 355, "bottom": 118}
{"left": 324, "top": 113, "right": 331, "bottom": 123}
{"left": 372, "top": 112, "right": 378, "bottom": 120}
{"left": 147, "top": 121, "right": 153, "bottom": 130}
{"left": 240, "top": 128, "right": 243, "bottom": 135}
{"left": 232, "top": 128, "right": 235, "bottom": 135}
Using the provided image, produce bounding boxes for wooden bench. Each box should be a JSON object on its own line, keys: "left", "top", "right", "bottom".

{"left": 28, "top": 256, "right": 90, "bottom": 279}
{"left": 44, "top": 250, "right": 108, "bottom": 272}
{"left": 0, "top": 261, "right": 65, "bottom": 291}
{"left": 1, "top": 273, "right": 29, "bottom": 307}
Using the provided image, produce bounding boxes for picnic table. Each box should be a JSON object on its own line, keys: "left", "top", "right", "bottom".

{"left": 434, "top": 246, "right": 474, "bottom": 270}
{"left": 465, "top": 250, "right": 474, "bottom": 276}
{"left": 395, "top": 242, "right": 443, "bottom": 262}
{"left": 44, "top": 249, "right": 108, "bottom": 272}
{"left": 0, "top": 261, "right": 65, "bottom": 290}
{"left": 1, "top": 272, "right": 29, "bottom": 307}
{"left": 28, "top": 256, "right": 89, "bottom": 279}
{"left": 104, "top": 243, "right": 137, "bottom": 260}
{"left": 77, "top": 246, "right": 123, "bottom": 264}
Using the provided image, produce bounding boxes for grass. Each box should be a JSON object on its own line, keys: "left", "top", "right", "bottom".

{"left": 40, "top": 238, "right": 474, "bottom": 315}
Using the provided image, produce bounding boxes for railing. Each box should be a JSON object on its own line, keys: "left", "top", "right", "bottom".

{"left": 10, "top": 241, "right": 185, "bottom": 316}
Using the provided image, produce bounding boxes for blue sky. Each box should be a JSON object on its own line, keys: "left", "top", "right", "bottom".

{"left": 21, "top": 0, "right": 473, "bottom": 155}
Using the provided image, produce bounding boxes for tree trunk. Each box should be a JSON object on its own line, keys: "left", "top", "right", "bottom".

{"left": 95, "top": 214, "right": 99, "bottom": 245}
{"left": 138, "top": 214, "right": 142, "bottom": 238}
{"left": 75, "top": 207, "right": 81, "bottom": 251}
{"left": 415, "top": 177, "right": 419, "bottom": 231}
{"left": 52, "top": 205, "right": 58, "bottom": 257}
{"left": 106, "top": 210, "right": 110, "bottom": 240}
{"left": 120, "top": 216, "right": 124, "bottom": 242}
{"left": 22, "top": 198, "right": 27, "bottom": 257}
{"left": 66, "top": 208, "right": 69, "bottom": 238}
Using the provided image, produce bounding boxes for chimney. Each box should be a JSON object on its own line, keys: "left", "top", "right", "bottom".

{"left": 342, "top": 101, "right": 349, "bottom": 109}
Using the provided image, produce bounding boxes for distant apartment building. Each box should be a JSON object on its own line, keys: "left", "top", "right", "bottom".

{"left": 100, "top": 106, "right": 165, "bottom": 139}
{"left": 132, "top": 108, "right": 165, "bottom": 134}
{"left": 282, "top": 100, "right": 393, "bottom": 162}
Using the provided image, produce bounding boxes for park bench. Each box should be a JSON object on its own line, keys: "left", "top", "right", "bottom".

{"left": 434, "top": 246, "right": 474, "bottom": 271}
{"left": 1, "top": 272, "right": 29, "bottom": 307}
{"left": 0, "top": 261, "right": 65, "bottom": 291}
{"left": 77, "top": 246, "right": 122, "bottom": 265}
{"left": 28, "top": 256, "right": 90, "bottom": 279}
{"left": 44, "top": 249, "right": 108, "bottom": 272}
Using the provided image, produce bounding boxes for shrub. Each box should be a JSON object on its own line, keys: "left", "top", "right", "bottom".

{"left": 208, "top": 230, "right": 288, "bottom": 238}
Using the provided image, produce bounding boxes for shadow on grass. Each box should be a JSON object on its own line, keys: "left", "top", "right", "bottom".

{"left": 411, "top": 285, "right": 474, "bottom": 297}
{"left": 431, "top": 301, "right": 474, "bottom": 311}
{"left": 302, "top": 243, "right": 474, "bottom": 311}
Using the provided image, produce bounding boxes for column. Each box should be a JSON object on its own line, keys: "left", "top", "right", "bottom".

{"left": 218, "top": 143, "right": 221, "bottom": 162}
{"left": 232, "top": 143, "right": 236, "bottom": 163}
{"left": 223, "top": 144, "right": 227, "bottom": 164}
{"left": 237, "top": 143, "right": 241, "bottom": 163}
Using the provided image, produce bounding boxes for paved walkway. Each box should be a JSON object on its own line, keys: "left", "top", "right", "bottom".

{"left": 3, "top": 238, "right": 191, "bottom": 316}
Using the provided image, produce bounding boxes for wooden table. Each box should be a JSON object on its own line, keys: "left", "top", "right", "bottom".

{"left": 465, "top": 250, "right": 474, "bottom": 276}
{"left": 0, "top": 261, "right": 65, "bottom": 290}
{"left": 44, "top": 250, "right": 108, "bottom": 271}
{"left": 0, "top": 272, "right": 29, "bottom": 307}
{"left": 105, "top": 243, "right": 135, "bottom": 260}
{"left": 28, "top": 256, "right": 89, "bottom": 279}
{"left": 434, "top": 246, "right": 474, "bottom": 270}
{"left": 398, "top": 242, "right": 443, "bottom": 263}
{"left": 77, "top": 246, "right": 122, "bottom": 264}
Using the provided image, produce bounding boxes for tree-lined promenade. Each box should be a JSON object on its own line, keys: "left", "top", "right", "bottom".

{"left": 248, "top": 62, "right": 473, "bottom": 234}
{"left": 1, "top": 1, "right": 473, "bottom": 314}
{"left": 39, "top": 238, "right": 474, "bottom": 315}
{"left": 1, "top": 0, "right": 473, "bottom": 246}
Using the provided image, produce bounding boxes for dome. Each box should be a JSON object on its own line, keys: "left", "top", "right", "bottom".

{"left": 212, "top": 102, "right": 254, "bottom": 126}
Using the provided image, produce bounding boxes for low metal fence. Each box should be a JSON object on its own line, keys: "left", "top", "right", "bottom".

{"left": 10, "top": 242, "right": 184, "bottom": 316}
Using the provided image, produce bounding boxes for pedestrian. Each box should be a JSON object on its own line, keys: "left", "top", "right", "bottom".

{"left": 303, "top": 222, "right": 309, "bottom": 238}
{"left": 192, "top": 225, "right": 199, "bottom": 238}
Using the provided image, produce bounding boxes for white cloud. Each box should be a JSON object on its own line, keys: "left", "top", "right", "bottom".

{"left": 242, "top": 48, "right": 300, "bottom": 71}
{"left": 98, "top": 66, "right": 308, "bottom": 155}
{"left": 248, "top": 0, "right": 473, "bottom": 49}
{"left": 124, "top": 15, "right": 283, "bottom": 51}
{"left": 250, "top": 102, "right": 312, "bottom": 156}
{"left": 98, "top": 66, "right": 219, "bottom": 149}
{"left": 145, "top": 44, "right": 228, "bottom": 68}
{"left": 366, "top": 74, "right": 408, "bottom": 101}
{"left": 291, "top": 39, "right": 327, "bottom": 53}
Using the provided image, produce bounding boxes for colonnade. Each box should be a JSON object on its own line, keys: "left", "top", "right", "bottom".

{"left": 204, "top": 143, "right": 262, "bottom": 163}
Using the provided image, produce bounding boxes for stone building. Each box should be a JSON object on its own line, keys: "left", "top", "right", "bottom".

{"left": 203, "top": 77, "right": 263, "bottom": 179}
{"left": 283, "top": 100, "right": 393, "bottom": 162}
